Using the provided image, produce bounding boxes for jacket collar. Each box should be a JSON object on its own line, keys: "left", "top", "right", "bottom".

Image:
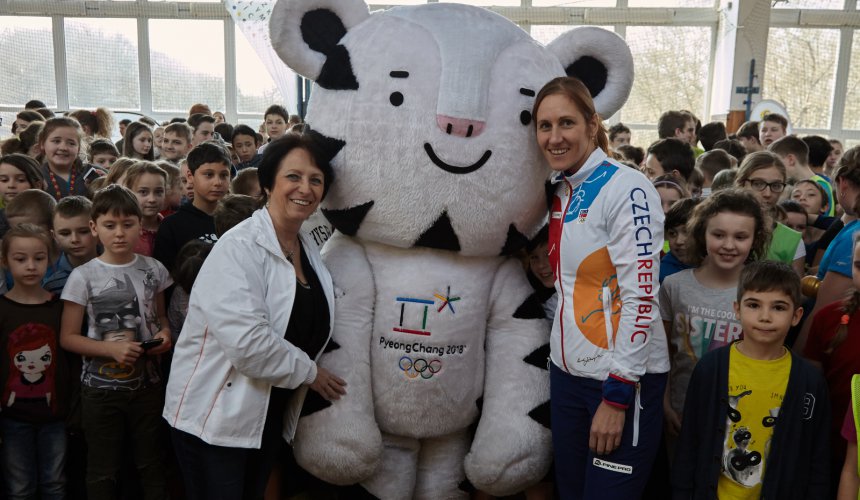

{"left": 551, "top": 148, "right": 609, "bottom": 185}
{"left": 251, "top": 208, "right": 316, "bottom": 263}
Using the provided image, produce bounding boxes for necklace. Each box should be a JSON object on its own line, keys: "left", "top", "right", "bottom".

{"left": 280, "top": 238, "right": 300, "bottom": 263}
{"left": 48, "top": 167, "right": 74, "bottom": 201}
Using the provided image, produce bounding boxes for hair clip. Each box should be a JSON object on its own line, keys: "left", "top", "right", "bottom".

{"left": 841, "top": 314, "right": 850, "bottom": 326}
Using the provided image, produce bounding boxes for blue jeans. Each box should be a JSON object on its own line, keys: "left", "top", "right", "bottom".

{"left": 0, "top": 417, "right": 67, "bottom": 500}
{"left": 550, "top": 363, "right": 667, "bottom": 500}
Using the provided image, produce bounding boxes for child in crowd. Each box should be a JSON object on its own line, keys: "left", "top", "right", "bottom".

{"left": 711, "top": 168, "right": 738, "bottom": 192}
{"left": 654, "top": 174, "right": 689, "bottom": 214}
{"left": 712, "top": 138, "right": 746, "bottom": 164}
{"left": 524, "top": 225, "right": 556, "bottom": 319}
{"left": 793, "top": 179, "right": 831, "bottom": 220}
{"left": 796, "top": 147, "right": 860, "bottom": 352}
{"left": 60, "top": 184, "right": 172, "bottom": 500}
{"left": 735, "top": 151, "right": 805, "bottom": 274}
{"left": 770, "top": 135, "right": 835, "bottom": 217}
{"left": 696, "top": 149, "right": 733, "bottom": 197}
{"left": 0, "top": 153, "right": 45, "bottom": 206}
{"left": 188, "top": 113, "right": 215, "bottom": 147}
{"left": 231, "top": 167, "right": 261, "bottom": 198}
{"left": 0, "top": 154, "right": 45, "bottom": 237}
{"left": 167, "top": 240, "right": 213, "bottom": 343}
{"left": 103, "top": 157, "right": 136, "bottom": 186}
{"left": 157, "top": 161, "right": 182, "bottom": 217}
{"left": 122, "top": 162, "right": 167, "bottom": 257}
{"left": 5, "top": 189, "right": 56, "bottom": 231}
{"left": 660, "top": 189, "right": 770, "bottom": 440}
{"left": 121, "top": 122, "right": 155, "bottom": 161}
{"left": 643, "top": 138, "right": 695, "bottom": 182}
{"left": 259, "top": 105, "right": 289, "bottom": 153}
{"left": 698, "top": 121, "right": 727, "bottom": 152}
{"left": 160, "top": 123, "right": 193, "bottom": 165}
{"left": 39, "top": 118, "right": 89, "bottom": 199}
{"left": 616, "top": 144, "right": 644, "bottom": 167}
{"left": 779, "top": 200, "right": 810, "bottom": 241}
{"left": 178, "top": 159, "right": 194, "bottom": 203}
{"left": 673, "top": 261, "right": 830, "bottom": 499}
{"left": 153, "top": 142, "right": 229, "bottom": 272}
{"left": 153, "top": 126, "right": 164, "bottom": 159}
{"left": 827, "top": 139, "right": 844, "bottom": 178}
{"left": 68, "top": 108, "right": 113, "bottom": 139}
{"left": 759, "top": 113, "right": 788, "bottom": 148}
{"left": 212, "top": 194, "right": 258, "bottom": 239}
{"left": 0, "top": 224, "right": 72, "bottom": 499}
{"left": 232, "top": 124, "right": 262, "bottom": 170}
{"left": 805, "top": 233, "right": 860, "bottom": 487}
{"left": 660, "top": 197, "right": 700, "bottom": 283}
{"left": 43, "top": 196, "right": 99, "bottom": 295}
{"left": 2, "top": 121, "right": 45, "bottom": 159}
{"left": 736, "top": 120, "right": 762, "bottom": 154}
{"left": 88, "top": 139, "right": 119, "bottom": 172}
{"left": 608, "top": 123, "right": 631, "bottom": 151}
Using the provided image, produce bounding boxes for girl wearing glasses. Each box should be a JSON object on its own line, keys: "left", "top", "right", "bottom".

{"left": 735, "top": 151, "right": 805, "bottom": 276}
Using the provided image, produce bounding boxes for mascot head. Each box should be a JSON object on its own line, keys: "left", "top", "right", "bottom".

{"left": 270, "top": 0, "right": 633, "bottom": 257}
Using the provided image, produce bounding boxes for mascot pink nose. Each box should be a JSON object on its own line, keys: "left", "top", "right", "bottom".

{"left": 437, "top": 115, "right": 485, "bottom": 138}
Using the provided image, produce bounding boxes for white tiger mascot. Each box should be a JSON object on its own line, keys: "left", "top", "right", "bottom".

{"left": 269, "top": 1, "right": 634, "bottom": 497}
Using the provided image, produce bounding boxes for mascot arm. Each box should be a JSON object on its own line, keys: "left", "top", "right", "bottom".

{"left": 292, "top": 232, "right": 384, "bottom": 484}
{"left": 465, "top": 259, "right": 552, "bottom": 496}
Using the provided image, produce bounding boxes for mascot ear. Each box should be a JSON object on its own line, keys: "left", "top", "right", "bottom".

{"left": 270, "top": 0, "right": 370, "bottom": 90}
{"left": 546, "top": 27, "right": 634, "bottom": 118}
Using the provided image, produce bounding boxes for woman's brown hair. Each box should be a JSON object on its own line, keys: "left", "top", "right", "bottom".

{"left": 532, "top": 76, "right": 609, "bottom": 154}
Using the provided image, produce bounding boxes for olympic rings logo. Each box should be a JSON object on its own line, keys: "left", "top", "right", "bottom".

{"left": 399, "top": 356, "right": 442, "bottom": 380}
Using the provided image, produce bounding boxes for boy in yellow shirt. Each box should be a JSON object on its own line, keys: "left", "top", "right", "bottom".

{"left": 673, "top": 261, "right": 830, "bottom": 499}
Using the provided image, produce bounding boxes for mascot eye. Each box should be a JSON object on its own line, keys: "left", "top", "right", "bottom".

{"left": 520, "top": 110, "right": 532, "bottom": 126}
{"left": 390, "top": 92, "right": 404, "bottom": 107}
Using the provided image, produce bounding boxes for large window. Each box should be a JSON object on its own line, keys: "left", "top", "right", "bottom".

{"left": 623, "top": 26, "right": 711, "bottom": 125}
{"left": 65, "top": 18, "right": 140, "bottom": 110}
{"left": 841, "top": 31, "right": 860, "bottom": 130}
{"left": 0, "top": 17, "right": 57, "bottom": 108}
{"left": 149, "top": 19, "right": 226, "bottom": 112}
{"left": 236, "top": 27, "right": 284, "bottom": 114}
{"left": 763, "top": 28, "right": 839, "bottom": 129}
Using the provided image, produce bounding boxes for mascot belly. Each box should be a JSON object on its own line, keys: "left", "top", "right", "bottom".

{"left": 269, "top": 0, "right": 634, "bottom": 497}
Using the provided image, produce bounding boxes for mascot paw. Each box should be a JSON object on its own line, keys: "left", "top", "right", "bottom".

{"left": 293, "top": 391, "right": 384, "bottom": 485}
{"left": 463, "top": 437, "right": 550, "bottom": 496}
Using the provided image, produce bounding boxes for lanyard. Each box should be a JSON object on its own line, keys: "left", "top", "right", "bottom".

{"left": 48, "top": 168, "right": 75, "bottom": 200}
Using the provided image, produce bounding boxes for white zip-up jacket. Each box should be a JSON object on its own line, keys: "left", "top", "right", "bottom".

{"left": 163, "top": 208, "right": 334, "bottom": 449}
{"left": 548, "top": 149, "right": 669, "bottom": 407}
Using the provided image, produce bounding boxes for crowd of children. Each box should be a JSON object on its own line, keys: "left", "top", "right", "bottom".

{"left": 0, "top": 97, "right": 858, "bottom": 500}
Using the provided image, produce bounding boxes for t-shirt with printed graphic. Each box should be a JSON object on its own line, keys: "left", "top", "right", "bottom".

{"left": 0, "top": 295, "right": 69, "bottom": 423}
{"left": 659, "top": 269, "right": 742, "bottom": 414}
{"left": 717, "top": 343, "right": 791, "bottom": 500}
{"left": 61, "top": 255, "right": 172, "bottom": 391}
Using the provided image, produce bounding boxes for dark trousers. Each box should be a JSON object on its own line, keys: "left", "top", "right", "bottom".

{"left": 171, "top": 425, "right": 282, "bottom": 500}
{"left": 81, "top": 385, "right": 166, "bottom": 500}
{"left": 551, "top": 364, "right": 667, "bottom": 500}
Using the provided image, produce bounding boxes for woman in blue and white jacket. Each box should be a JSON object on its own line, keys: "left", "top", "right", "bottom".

{"left": 163, "top": 134, "right": 346, "bottom": 500}
{"left": 534, "top": 76, "right": 670, "bottom": 499}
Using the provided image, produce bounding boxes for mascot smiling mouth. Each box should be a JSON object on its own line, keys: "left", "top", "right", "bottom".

{"left": 424, "top": 143, "right": 492, "bottom": 174}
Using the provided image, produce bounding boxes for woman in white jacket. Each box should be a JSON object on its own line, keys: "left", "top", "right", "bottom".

{"left": 163, "top": 134, "right": 346, "bottom": 500}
